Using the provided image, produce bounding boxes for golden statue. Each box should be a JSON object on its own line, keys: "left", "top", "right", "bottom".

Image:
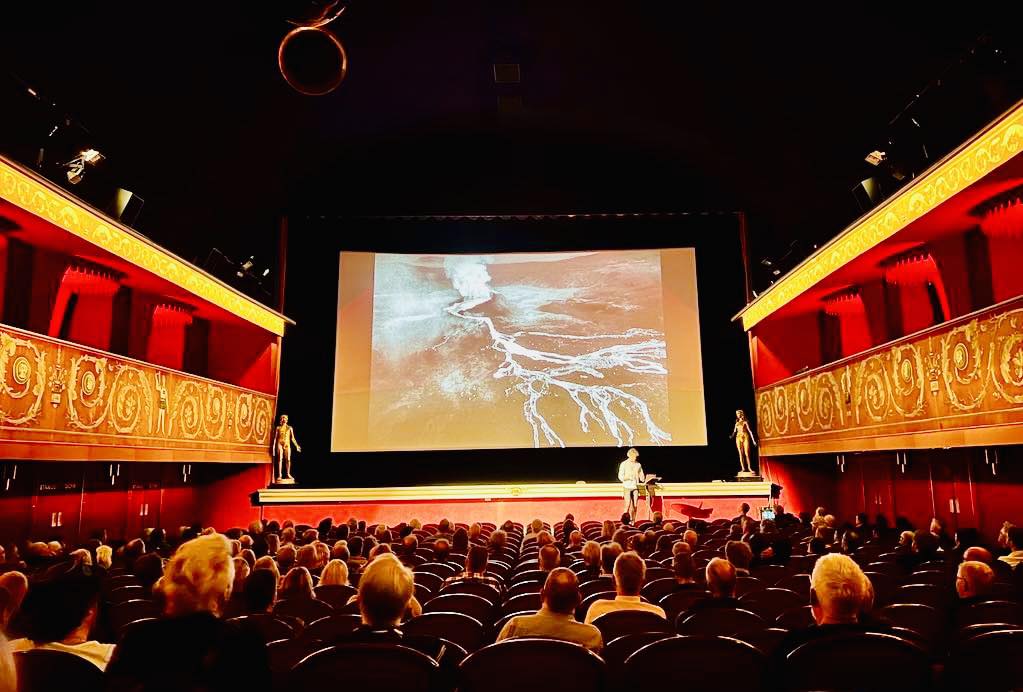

{"left": 730, "top": 409, "right": 757, "bottom": 475}
{"left": 272, "top": 414, "right": 301, "bottom": 484}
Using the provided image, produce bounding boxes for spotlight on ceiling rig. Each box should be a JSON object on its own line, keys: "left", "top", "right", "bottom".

{"left": 64, "top": 148, "right": 104, "bottom": 184}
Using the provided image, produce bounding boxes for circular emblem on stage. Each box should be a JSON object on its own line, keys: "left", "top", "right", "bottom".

{"left": 953, "top": 342, "right": 969, "bottom": 371}
{"left": 82, "top": 370, "right": 97, "bottom": 396}
{"left": 12, "top": 356, "right": 30, "bottom": 385}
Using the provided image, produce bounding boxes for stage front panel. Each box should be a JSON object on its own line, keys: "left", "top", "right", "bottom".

{"left": 0, "top": 323, "right": 275, "bottom": 462}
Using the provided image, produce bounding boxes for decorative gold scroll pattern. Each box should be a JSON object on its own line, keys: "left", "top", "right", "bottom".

{"left": 757, "top": 301, "right": 1023, "bottom": 448}
{"left": 739, "top": 103, "right": 1023, "bottom": 330}
{"left": 0, "top": 157, "right": 288, "bottom": 336}
{"left": 0, "top": 324, "right": 274, "bottom": 452}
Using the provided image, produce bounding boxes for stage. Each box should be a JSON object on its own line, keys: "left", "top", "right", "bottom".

{"left": 254, "top": 480, "right": 774, "bottom": 526}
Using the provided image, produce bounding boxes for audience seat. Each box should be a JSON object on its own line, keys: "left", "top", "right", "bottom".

{"left": 274, "top": 597, "right": 335, "bottom": 625}
{"left": 739, "top": 587, "right": 805, "bottom": 622}
{"left": 417, "top": 562, "right": 458, "bottom": 579}
{"left": 438, "top": 580, "right": 502, "bottom": 605}
{"left": 510, "top": 570, "right": 548, "bottom": 587}
{"left": 774, "top": 605, "right": 814, "bottom": 630}
{"left": 751, "top": 564, "right": 789, "bottom": 585}
{"left": 893, "top": 584, "right": 945, "bottom": 609}
{"left": 424, "top": 593, "right": 495, "bottom": 624}
{"left": 734, "top": 626, "right": 789, "bottom": 656}
{"left": 624, "top": 635, "right": 766, "bottom": 692}
{"left": 109, "top": 598, "right": 160, "bottom": 634}
{"left": 945, "top": 629, "right": 1023, "bottom": 690}
{"left": 601, "top": 631, "right": 674, "bottom": 674}
{"left": 645, "top": 567, "right": 673, "bottom": 582}
{"left": 784, "top": 631, "right": 932, "bottom": 692}
{"left": 506, "top": 581, "right": 543, "bottom": 598}
{"left": 301, "top": 614, "right": 362, "bottom": 643}
{"left": 677, "top": 607, "right": 766, "bottom": 637}
{"left": 314, "top": 583, "right": 357, "bottom": 609}
{"left": 13, "top": 649, "right": 105, "bottom": 692}
{"left": 579, "top": 576, "right": 615, "bottom": 597}
{"left": 658, "top": 589, "right": 711, "bottom": 622}
{"left": 734, "top": 576, "right": 766, "bottom": 598}
{"left": 491, "top": 611, "right": 532, "bottom": 642}
{"left": 877, "top": 603, "right": 943, "bottom": 645}
{"left": 107, "top": 585, "right": 147, "bottom": 604}
{"left": 502, "top": 592, "right": 542, "bottom": 615}
{"left": 414, "top": 583, "right": 434, "bottom": 606}
{"left": 403, "top": 611, "right": 486, "bottom": 652}
{"left": 459, "top": 638, "right": 606, "bottom": 692}
{"left": 228, "top": 614, "right": 295, "bottom": 642}
{"left": 864, "top": 571, "right": 897, "bottom": 606}
{"left": 291, "top": 643, "right": 439, "bottom": 691}
{"left": 956, "top": 599, "right": 1023, "bottom": 628}
{"left": 413, "top": 571, "right": 444, "bottom": 594}
{"left": 774, "top": 573, "right": 810, "bottom": 597}
{"left": 591, "top": 609, "right": 672, "bottom": 642}
{"left": 641, "top": 577, "right": 679, "bottom": 604}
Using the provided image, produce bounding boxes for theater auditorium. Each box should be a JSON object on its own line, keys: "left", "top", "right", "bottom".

{"left": 0, "top": 6, "right": 1021, "bottom": 691}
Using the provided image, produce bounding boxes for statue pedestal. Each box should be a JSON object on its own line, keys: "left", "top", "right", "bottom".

{"left": 272, "top": 477, "right": 296, "bottom": 486}
{"left": 735, "top": 471, "right": 762, "bottom": 481}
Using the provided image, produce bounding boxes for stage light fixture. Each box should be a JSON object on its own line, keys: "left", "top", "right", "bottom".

{"left": 865, "top": 150, "right": 887, "bottom": 166}
{"left": 64, "top": 148, "right": 105, "bottom": 185}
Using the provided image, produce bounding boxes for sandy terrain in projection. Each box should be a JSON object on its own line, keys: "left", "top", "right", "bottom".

{"left": 367, "top": 251, "right": 671, "bottom": 449}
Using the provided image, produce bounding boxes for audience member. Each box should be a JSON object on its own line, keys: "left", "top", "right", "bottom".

{"left": 683, "top": 529, "right": 698, "bottom": 550}
{"left": 600, "top": 542, "right": 623, "bottom": 576}
{"left": 10, "top": 567, "right": 114, "bottom": 670}
{"left": 242, "top": 563, "right": 277, "bottom": 617}
{"left": 497, "top": 568, "right": 602, "bottom": 651}
{"left": 672, "top": 553, "right": 700, "bottom": 587}
{"left": 443, "top": 546, "right": 504, "bottom": 597}
{"left": 962, "top": 546, "right": 993, "bottom": 565}
{"left": 0, "top": 634, "right": 13, "bottom": 692}
{"left": 930, "top": 517, "right": 954, "bottom": 551}
{"left": 279, "top": 567, "right": 316, "bottom": 600}
{"left": 733, "top": 502, "right": 751, "bottom": 523}
{"left": 320, "top": 559, "right": 350, "bottom": 586}
{"left": 0, "top": 573, "right": 28, "bottom": 631}
{"left": 538, "top": 544, "right": 561, "bottom": 572}
{"left": 452, "top": 527, "right": 470, "bottom": 554}
{"left": 106, "top": 533, "right": 270, "bottom": 692}
{"left": 998, "top": 527, "right": 1023, "bottom": 567}
{"left": 956, "top": 560, "right": 994, "bottom": 605}
{"left": 252, "top": 556, "right": 281, "bottom": 586}
{"left": 684, "top": 558, "right": 738, "bottom": 616}
{"left": 579, "top": 541, "right": 601, "bottom": 582}
{"left": 96, "top": 545, "right": 113, "bottom": 570}
{"left": 585, "top": 552, "right": 665, "bottom": 623}
{"left": 433, "top": 537, "right": 452, "bottom": 564}
{"left": 725, "top": 540, "right": 753, "bottom": 577}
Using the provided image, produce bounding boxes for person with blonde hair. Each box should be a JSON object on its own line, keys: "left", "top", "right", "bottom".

{"left": 357, "top": 553, "right": 415, "bottom": 627}
{"left": 0, "top": 634, "right": 15, "bottom": 692}
{"left": 321, "top": 559, "right": 350, "bottom": 587}
{"left": 279, "top": 567, "right": 316, "bottom": 601}
{"left": 0, "top": 572, "right": 28, "bottom": 631}
{"left": 957, "top": 560, "right": 994, "bottom": 605}
{"left": 253, "top": 555, "right": 281, "bottom": 585}
{"left": 106, "top": 533, "right": 269, "bottom": 689}
{"left": 95, "top": 545, "right": 113, "bottom": 569}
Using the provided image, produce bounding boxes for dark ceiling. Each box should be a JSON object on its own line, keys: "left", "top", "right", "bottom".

{"left": 1, "top": 3, "right": 1019, "bottom": 303}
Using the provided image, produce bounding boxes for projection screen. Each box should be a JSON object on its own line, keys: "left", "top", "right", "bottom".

{"left": 331, "top": 249, "right": 707, "bottom": 451}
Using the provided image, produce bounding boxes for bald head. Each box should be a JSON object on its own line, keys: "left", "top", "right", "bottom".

{"left": 957, "top": 560, "right": 994, "bottom": 600}
{"left": 706, "top": 557, "right": 736, "bottom": 598}
{"left": 963, "top": 546, "right": 993, "bottom": 565}
{"left": 683, "top": 530, "right": 698, "bottom": 549}
{"left": 542, "top": 567, "right": 582, "bottom": 615}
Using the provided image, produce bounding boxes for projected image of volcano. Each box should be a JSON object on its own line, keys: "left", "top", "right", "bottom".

{"left": 368, "top": 251, "right": 671, "bottom": 449}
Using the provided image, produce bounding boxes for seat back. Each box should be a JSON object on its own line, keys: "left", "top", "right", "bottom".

{"left": 273, "top": 597, "right": 335, "bottom": 625}
{"left": 14, "top": 649, "right": 105, "bottom": 692}
{"left": 423, "top": 593, "right": 495, "bottom": 624}
{"left": 957, "top": 599, "right": 1023, "bottom": 628}
{"left": 301, "top": 614, "right": 362, "bottom": 643}
{"left": 641, "top": 577, "right": 679, "bottom": 604}
{"left": 576, "top": 591, "right": 616, "bottom": 621}
{"left": 292, "top": 643, "right": 439, "bottom": 691}
{"left": 877, "top": 603, "right": 942, "bottom": 644}
{"left": 678, "top": 607, "right": 766, "bottom": 637}
{"left": 658, "top": 589, "right": 711, "bottom": 622}
{"left": 624, "top": 635, "right": 766, "bottom": 691}
{"left": 438, "top": 580, "right": 502, "bottom": 605}
{"left": 402, "top": 611, "right": 486, "bottom": 652}
{"left": 734, "top": 576, "right": 766, "bottom": 598}
{"left": 591, "top": 609, "right": 672, "bottom": 642}
{"left": 502, "top": 592, "right": 541, "bottom": 616}
{"left": 313, "top": 583, "right": 357, "bottom": 609}
{"left": 227, "top": 614, "right": 295, "bottom": 642}
{"left": 739, "top": 587, "right": 805, "bottom": 622}
{"left": 774, "top": 605, "right": 814, "bottom": 630}
{"left": 784, "top": 631, "right": 931, "bottom": 692}
{"left": 109, "top": 598, "right": 160, "bottom": 633}
{"left": 946, "top": 628, "right": 1023, "bottom": 690}
{"left": 107, "top": 585, "right": 146, "bottom": 603}
{"left": 459, "top": 638, "right": 606, "bottom": 692}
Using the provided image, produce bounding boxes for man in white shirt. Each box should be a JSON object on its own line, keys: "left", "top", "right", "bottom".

{"left": 618, "top": 448, "right": 644, "bottom": 523}
{"left": 584, "top": 552, "right": 666, "bottom": 624}
{"left": 998, "top": 526, "right": 1023, "bottom": 568}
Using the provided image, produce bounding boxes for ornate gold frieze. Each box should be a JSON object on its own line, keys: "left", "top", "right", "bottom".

{"left": 0, "top": 323, "right": 274, "bottom": 458}
{"left": 757, "top": 298, "right": 1023, "bottom": 454}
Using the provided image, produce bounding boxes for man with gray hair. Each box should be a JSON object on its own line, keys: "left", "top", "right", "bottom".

{"left": 497, "top": 568, "right": 602, "bottom": 651}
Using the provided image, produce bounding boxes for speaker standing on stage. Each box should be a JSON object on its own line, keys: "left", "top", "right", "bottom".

{"left": 618, "top": 448, "right": 644, "bottom": 523}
